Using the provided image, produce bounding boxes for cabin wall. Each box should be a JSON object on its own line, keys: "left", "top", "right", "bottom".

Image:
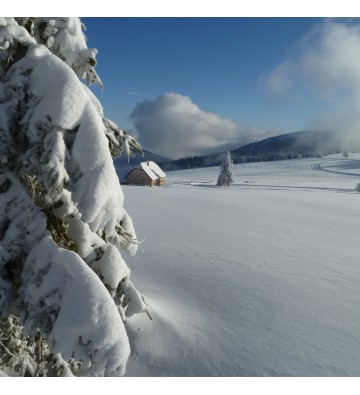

{"left": 125, "top": 169, "right": 152, "bottom": 186}
{"left": 125, "top": 169, "right": 167, "bottom": 187}
{"left": 156, "top": 177, "right": 166, "bottom": 186}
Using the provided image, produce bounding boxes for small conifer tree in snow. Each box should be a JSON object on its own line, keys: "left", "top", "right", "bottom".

{"left": 217, "top": 151, "right": 234, "bottom": 187}
{"left": 0, "top": 17, "right": 148, "bottom": 377}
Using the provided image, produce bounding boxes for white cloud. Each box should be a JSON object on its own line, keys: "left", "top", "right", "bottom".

{"left": 260, "top": 60, "right": 295, "bottom": 96}
{"left": 130, "top": 92, "right": 267, "bottom": 159}
{"left": 260, "top": 19, "right": 360, "bottom": 144}
{"left": 262, "top": 20, "right": 360, "bottom": 96}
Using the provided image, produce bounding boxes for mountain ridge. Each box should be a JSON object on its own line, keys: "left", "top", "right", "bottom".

{"left": 160, "top": 130, "right": 349, "bottom": 171}
{"left": 115, "top": 130, "right": 356, "bottom": 175}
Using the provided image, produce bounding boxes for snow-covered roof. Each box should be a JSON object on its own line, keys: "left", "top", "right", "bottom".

{"left": 147, "top": 161, "right": 166, "bottom": 178}
{"left": 136, "top": 161, "right": 166, "bottom": 180}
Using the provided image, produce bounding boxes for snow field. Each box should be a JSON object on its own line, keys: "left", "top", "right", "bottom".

{"left": 121, "top": 155, "right": 360, "bottom": 376}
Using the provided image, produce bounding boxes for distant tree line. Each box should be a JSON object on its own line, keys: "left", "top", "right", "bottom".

{"left": 159, "top": 150, "right": 341, "bottom": 171}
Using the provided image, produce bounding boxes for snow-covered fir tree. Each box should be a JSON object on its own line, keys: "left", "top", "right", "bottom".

{"left": 217, "top": 151, "right": 234, "bottom": 187}
{"left": 0, "top": 17, "right": 149, "bottom": 377}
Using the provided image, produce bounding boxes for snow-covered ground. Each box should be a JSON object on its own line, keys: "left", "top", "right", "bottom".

{"left": 120, "top": 154, "right": 360, "bottom": 376}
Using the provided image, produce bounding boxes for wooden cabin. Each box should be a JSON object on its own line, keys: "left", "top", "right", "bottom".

{"left": 125, "top": 161, "right": 166, "bottom": 187}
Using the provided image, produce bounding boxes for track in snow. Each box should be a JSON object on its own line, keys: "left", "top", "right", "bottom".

{"left": 312, "top": 159, "right": 360, "bottom": 177}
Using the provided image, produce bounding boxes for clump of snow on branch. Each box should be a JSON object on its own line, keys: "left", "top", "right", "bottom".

{"left": 20, "top": 237, "right": 131, "bottom": 376}
{"left": 15, "top": 17, "right": 102, "bottom": 87}
{"left": 0, "top": 18, "right": 146, "bottom": 376}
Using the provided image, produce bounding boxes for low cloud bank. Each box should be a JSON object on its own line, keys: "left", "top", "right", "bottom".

{"left": 130, "top": 92, "right": 269, "bottom": 159}
{"left": 260, "top": 19, "right": 360, "bottom": 149}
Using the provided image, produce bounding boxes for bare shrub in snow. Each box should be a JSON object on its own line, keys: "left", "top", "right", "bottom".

{"left": 217, "top": 151, "right": 234, "bottom": 187}
{"left": 0, "top": 17, "right": 147, "bottom": 376}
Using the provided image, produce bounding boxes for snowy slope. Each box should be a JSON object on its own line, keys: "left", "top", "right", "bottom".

{"left": 120, "top": 154, "right": 360, "bottom": 376}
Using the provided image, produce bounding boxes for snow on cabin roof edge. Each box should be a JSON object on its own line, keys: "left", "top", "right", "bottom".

{"left": 147, "top": 161, "right": 166, "bottom": 178}
{"left": 125, "top": 161, "right": 166, "bottom": 180}
{"left": 139, "top": 162, "right": 157, "bottom": 180}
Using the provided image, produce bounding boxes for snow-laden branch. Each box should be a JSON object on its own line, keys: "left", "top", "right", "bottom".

{"left": 0, "top": 18, "right": 148, "bottom": 376}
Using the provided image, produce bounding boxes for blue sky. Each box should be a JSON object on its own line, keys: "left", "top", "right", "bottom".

{"left": 83, "top": 18, "right": 319, "bottom": 129}
{"left": 81, "top": 17, "right": 360, "bottom": 158}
